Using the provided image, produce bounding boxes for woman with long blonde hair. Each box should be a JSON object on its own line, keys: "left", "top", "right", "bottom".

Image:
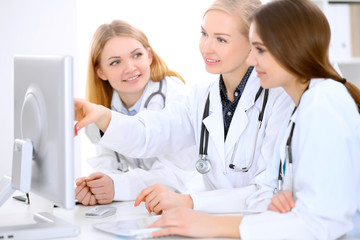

{"left": 75, "top": 19, "right": 203, "bottom": 205}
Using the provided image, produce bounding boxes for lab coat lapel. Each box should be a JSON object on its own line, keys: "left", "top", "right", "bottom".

{"left": 203, "top": 82, "right": 225, "bottom": 166}
{"left": 224, "top": 72, "right": 260, "bottom": 155}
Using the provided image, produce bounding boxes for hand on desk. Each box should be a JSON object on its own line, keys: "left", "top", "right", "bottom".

{"left": 134, "top": 183, "right": 193, "bottom": 215}
{"left": 148, "top": 207, "right": 242, "bottom": 238}
{"left": 75, "top": 172, "right": 114, "bottom": 205}
{"left": 268, "top": 190, "right": 295, "bottom": 213}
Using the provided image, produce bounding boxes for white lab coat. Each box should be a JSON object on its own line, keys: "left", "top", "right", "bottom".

{"left": 239, "top": 79, "right": 360, "bottom": 239}
{"left": 85, "top": 76, "right": 204, "bottom": 201}
{"left": 99, "top": 69, "right": 294, "bottom": 212}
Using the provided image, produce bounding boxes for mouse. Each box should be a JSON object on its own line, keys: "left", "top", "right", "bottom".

{"left": 85, "top": 205, "right": 117, "bottom": 218}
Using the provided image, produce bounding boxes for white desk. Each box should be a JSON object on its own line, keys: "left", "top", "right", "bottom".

{"left": 0, "top": 193, "right": 233, "bottom": 240}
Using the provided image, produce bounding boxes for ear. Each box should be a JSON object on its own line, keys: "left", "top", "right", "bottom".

{"left": 96, "top": 67, "right": 107, "bottom": 81}
{"left": 147, "top": 48, "right": 153, "bottom": 65}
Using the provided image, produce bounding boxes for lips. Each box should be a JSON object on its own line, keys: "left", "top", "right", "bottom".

{"left": 124, "top": 74, "right": 140, "bottom": 82}
{"left": 205, "top": 58, "right": 220, "bottom": 65}
{"left": 256, "top": 70, "right": 265, "bottom": 78}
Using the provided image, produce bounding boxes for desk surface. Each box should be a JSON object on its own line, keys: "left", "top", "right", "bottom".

{"left": 0, "top": 193, "right": 233, "bottom": 240}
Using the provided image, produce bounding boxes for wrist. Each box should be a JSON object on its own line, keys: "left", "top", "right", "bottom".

{"left": 97, "top": 106, "right": 111, "bottom": 133}
{"left": 183, "top": 194, "right": 194, "bottom": 209}
{"left": 213, "top": 215, "right": 242, "bottom": 238}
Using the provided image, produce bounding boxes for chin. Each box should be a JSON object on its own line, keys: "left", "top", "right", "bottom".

{"left": 259, "top": 79, "right": 272, "bottom": 89}
{"left": 205, "top": 66, "right": 221, "bottom": 75}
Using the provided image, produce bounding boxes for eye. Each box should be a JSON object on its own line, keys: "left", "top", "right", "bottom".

{"left": 110, "top": 60, "right": 120, "bottom": 66}
{"left": 134, "top": 52, "right": 143, "bottom": 59}
{"left": 200, "top": 31, "right": 208, "bottom": 37}
{"left": 217, "top": 37, "right": 227, "bottom": 43}
{"left": 256, "top": 47, "right": 265, "bottom": 54}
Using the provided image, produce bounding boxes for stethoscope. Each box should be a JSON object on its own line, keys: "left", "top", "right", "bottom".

{"left": 144, "top": 80, "right": 166, "bottom": 109}
{"left": 275, "top": 84, "right": 310, "bottom": 193}
{"left": 275, "top": 119, "right": 295, "bottom": 194}
{"left": 196, "top": 86, "right": 269, "bottom": 174}
{"left": 115, "top": 80, "right": 166, "bottom": 172}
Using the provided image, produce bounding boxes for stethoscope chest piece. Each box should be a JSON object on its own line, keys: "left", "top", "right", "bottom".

{"left": 196, "top": 154, "right": 211, "bottom": 174}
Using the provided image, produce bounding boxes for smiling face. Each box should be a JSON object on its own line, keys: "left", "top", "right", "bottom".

{"left": 199, "top": 10, "right": 251, "bottom": 79}
{"left": 96, "top": 36, "right": 152, "bottom": 107}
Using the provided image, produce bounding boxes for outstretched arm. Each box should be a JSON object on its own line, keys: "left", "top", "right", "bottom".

{"left": 74, "top": 98, "right": 111, "bottom": 134}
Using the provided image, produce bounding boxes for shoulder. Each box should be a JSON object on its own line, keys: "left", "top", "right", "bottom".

{"left": 164, "top": 75, "right": 218, "bottom": 98}
{"left": 303, "top": 79, "right": 351, "bottom": 109}
{"left": 161, "top": 76, "right": 186, "bottom": 94}
{"left": 300, "top": 79, "right": 359, "bottom": 124}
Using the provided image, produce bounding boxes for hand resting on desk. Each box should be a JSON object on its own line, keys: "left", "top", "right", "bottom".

{"left": 75, "top": 172, "right": 114, "bottom": 205}
{"left": 134, "top": 183, "right": 193, "bottom": 215}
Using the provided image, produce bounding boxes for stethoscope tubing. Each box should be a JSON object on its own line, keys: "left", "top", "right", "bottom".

{"left": 115, "top": 80, "right": 166, "bottom": 172}
{"left": 197, "top": 86, "right": 269, "bottom": 174}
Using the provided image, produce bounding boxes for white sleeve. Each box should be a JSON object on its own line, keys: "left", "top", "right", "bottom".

{"left": 109, "top": 162, "right": 184, "bottom": 201}
{"left": 108, "top": 145, "right": 201, "bottom": 201}
{"left": 85, "top": 123, "right": 119, "bottom": 172}
{"left": 99, "top": 99, "right": 196, "bottom": 158}
{"left": 191, "top": 185, "right": 258, "bottom": 213}
{"left": 190, "top": 170, "right": 275, "bottom": 213}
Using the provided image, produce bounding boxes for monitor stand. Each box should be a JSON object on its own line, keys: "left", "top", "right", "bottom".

{"left": 0, "top": 180, "right": 80, "bottom": 239}
{"left": 0, "top": 139, "right": 81, "bottom": 239}
{"left": 0, "top": 212, "right": 80, "bottom": 239}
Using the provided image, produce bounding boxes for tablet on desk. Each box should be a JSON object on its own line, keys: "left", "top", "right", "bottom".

{"left": 93, "top": 216, "right": 163, "bottom": 238}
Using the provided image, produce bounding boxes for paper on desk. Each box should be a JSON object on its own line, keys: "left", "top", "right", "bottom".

{"left": 93, "top": 216, "right": 163, "bottom": 239}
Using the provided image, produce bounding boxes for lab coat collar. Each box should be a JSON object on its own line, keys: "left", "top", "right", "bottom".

{"left": 202, "top": 71, "right": 262, "bottom": 168}
{"left": 225, "top": 70, "right": 261, "bottom": 153}
{"left": 111, "top": 83, "right": 149, "bottom": 114}
{"left": 203, "top": 80, "right": 226, "bottom": 167}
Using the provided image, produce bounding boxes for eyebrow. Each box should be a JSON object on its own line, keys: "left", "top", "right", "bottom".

{"left": 107, "top": 56, "right": 121, "bottom": 61}
{"left": 107, "top": 48, "right": 142, "bottom": 61}
{"left": 201, "top": 26, "right": 231, "bottom": 37}
{"left": 251, "top": 41, "right": 265, "bottom": 46}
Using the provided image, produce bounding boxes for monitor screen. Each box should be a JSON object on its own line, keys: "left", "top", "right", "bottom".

{"left": 13, "top": 55, "right": 75, "bottom": 209}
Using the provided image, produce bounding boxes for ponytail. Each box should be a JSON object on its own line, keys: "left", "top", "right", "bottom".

{"left": 342, "top": 79, "right": 360, "bottom": 113}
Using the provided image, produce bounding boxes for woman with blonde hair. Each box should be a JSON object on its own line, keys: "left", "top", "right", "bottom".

{"left": 86, "top": 20, "right": 184, "bottom": 108}
{"left": 75, "top": 19, "right": 203, "bottom": 205}
{"left": 133, "top": 0, "right": 294, "bottom": 214}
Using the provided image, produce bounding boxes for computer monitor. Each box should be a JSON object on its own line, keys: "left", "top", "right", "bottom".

{"left": 0, "top": 55, "right": 79, "bottom": 239}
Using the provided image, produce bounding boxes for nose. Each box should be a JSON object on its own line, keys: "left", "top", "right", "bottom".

{"left": 124, "top": 58, "right": 136, "bottom": 74}
{"left": 199, "top": 37, "right": 213, "bottom": 55}
{"left": 246, "top": 48, "right": 257, "bottom": 67}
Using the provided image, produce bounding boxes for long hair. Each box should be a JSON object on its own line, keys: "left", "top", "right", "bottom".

{"left": 86, "top": 19, "right": 184, "bottom": 108}
{"left": 250, "top": 0, "right": 360, "bottom": 112}
{"left": 205, "top": 0, "right": 262, "bottom": 38}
